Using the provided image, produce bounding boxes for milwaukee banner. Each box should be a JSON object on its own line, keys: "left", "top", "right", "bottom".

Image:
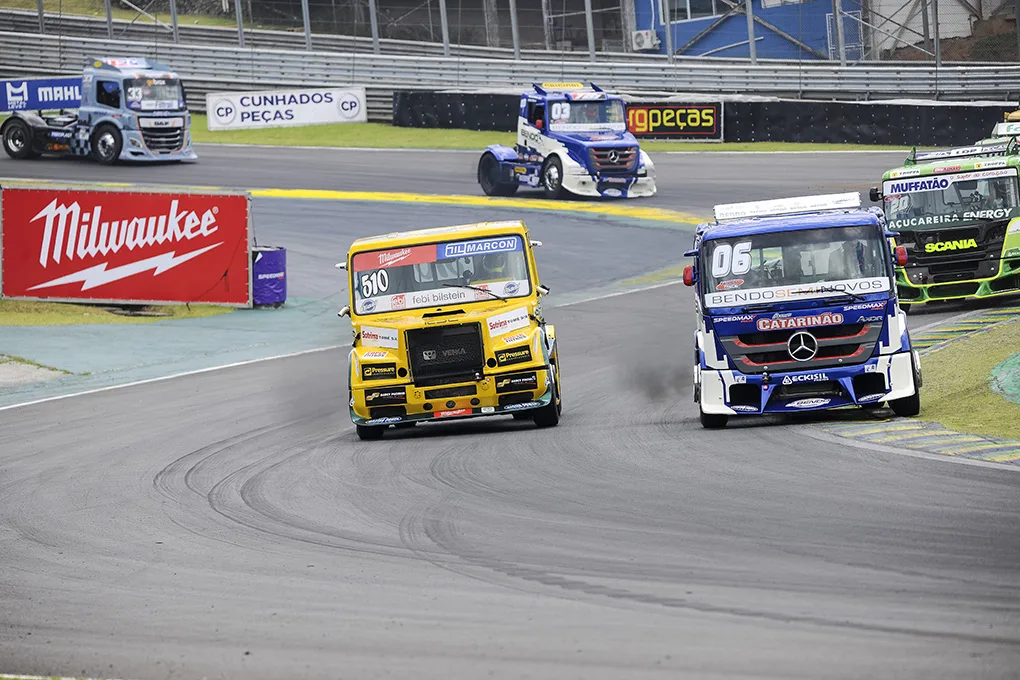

{"left": 0, "top": 184, "right": 252, "bottom": 306}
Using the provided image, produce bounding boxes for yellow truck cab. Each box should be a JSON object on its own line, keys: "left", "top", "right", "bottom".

{"left": 337, "top": 220, "right": 562, "bottom": 440}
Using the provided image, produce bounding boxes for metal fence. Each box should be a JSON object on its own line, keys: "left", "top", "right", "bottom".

{"left": 2, "top": 29, "right": 1019, "bottom": 107}
{"left": 6, "top": 0, "right": 1019, "bottom": 63}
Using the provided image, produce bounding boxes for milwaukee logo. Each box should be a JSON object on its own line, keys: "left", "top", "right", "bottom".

{"left": 32, "top": 199, "right": 220, "bottom": 268}
{"left": 924, "top": 238, "right": 978, "bottom": 253}
{"left": 378, "top": 248, "right": 411, "bottom": 266}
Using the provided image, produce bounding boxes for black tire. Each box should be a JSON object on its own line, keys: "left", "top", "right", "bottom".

{"left": 541, "top": 156, "right": 565, "bottom": 199}
{"left": 533, "top": 376, "right": 560, "bottom": 428}
{"left": 90, "top": 124, "right": 122, "bottom": 165}
{"left": 356, "top": 424, "right": 385, "bottom": 440}
{"left": 478, "top": 152, "right": 518, "bottom": 197}
{"left": 889, "top": 391, "right": 920, "bottom": 417}
{"left": 2, "top": 119, "right": 38, "bottom": 159}
{"left": 699, "top": 407, "right": 728, "bottom": 429}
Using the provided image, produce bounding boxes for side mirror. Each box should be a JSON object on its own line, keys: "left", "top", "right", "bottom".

{"left": 338, "top": 305, "right": 350, "bottom": 318}
{"left": 682, "top": 265, "right": 696, "bottom": 287}
{"left": 869, "top": 187, "right": 882, "bottom": 203}
{"left": 537, "top": 284, "right": 551, "bottom": 295}
{"left": 335, "top": 262, "right": 346, "bottom": 270}
{"left": 530, "top": 239, "right": 543, "bottom": 247}
{"left": 894, "top": 245, "right": 908, "bottom": 267}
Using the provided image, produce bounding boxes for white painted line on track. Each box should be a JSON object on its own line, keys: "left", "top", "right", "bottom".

{"left": 0, "top": 344, "right": 343, "bottom": 413}
{"left": 194, "top": 142, "right": 477, "bottom": 153}
{"left": 554, "top": 279, "right": 682, "bottom": 308}
{"left": 1, "top": 674, "right": 136, "bottom": 680}
{"left": 0, "top": 279, "right": 682, "bottom": 412}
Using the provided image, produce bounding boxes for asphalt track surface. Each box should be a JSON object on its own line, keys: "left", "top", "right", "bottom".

{"left": 1, "top": 146, "right": 1018, "bottom": 679}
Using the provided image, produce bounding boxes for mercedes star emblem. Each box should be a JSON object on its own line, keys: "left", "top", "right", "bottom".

{"left": 607, "top": 150, "right": 620, "bottom": 163}
{"left": 787, "top": 331, "right": 819, "bottom": 362}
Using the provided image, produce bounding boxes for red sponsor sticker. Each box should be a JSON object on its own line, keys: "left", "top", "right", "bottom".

{"left": 934, "top": 165, "right": 962, "bottom": 173}
{"left": 756, "top": 312, "right": 844, "bottom": 332}
{"left": 352, "top": 245, "right": 434, "bottom": 270}
{"left": 435, "top": 408, "right": 471, "bottom": 418}
{"left": 391, "top": 294, "right": 406, "bottom": 310}
{"left": 1, "top": 187, "right": 251, "bottom": 305}
{"left": 716, "top": 279, "right": 744, "bottom": 291}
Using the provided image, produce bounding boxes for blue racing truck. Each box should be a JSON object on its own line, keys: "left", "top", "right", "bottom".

{"left": 477, "top": 82, "right": 655, "bottom": 199}
{"left": 1, "top": 57, "right": 197, "bottom": 165}
{"left": 682, "top": 192, "right": 922, "bottom": 428}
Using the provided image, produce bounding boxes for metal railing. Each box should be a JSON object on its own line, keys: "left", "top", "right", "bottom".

{"left": 0, "top": 8, "right": 658, "bottom": 63}
{"left": 1, "top": 30, "right": 1018, "bottom": 113}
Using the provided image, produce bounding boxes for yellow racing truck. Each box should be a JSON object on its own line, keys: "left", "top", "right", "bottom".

{"left": 337, "top": 221, "right": 562, "bottom": 440}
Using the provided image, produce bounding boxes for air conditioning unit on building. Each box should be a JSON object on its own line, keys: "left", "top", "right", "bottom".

{"left": 631, "top": 30, "right": 660, "bottom": 51}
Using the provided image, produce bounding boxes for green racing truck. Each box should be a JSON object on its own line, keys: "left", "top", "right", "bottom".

{"left": 870, "top": 140, "right": 1020, "bottom": 310}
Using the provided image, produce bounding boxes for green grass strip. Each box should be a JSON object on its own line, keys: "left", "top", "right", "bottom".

{"left": 920, "top": 318, "right": 1020, "bottom": 441}
{"left": 0, "top": 299, "right": 233, "bottom": 326}
{"left": 188, "top": 117, "right": 906, "bottom": 152}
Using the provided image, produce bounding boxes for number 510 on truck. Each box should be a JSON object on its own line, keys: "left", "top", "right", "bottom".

{"left": 683, "top": 192, "right": 922, "bottom": 429}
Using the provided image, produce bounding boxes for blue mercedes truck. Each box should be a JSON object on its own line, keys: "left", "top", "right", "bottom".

{"left": 476, "top": 82, "right": 655, "bottom": 199}
{"left": 682, "top": 192, "right": 922, "bottom": 428}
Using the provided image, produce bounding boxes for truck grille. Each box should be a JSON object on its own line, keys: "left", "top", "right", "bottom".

{"left": 142, "top": 128, "right": 184, "bottom": 153}
{"left": 901, "top": 222, "right": 1007, "bottom": 281}
{"left": 406, "top": 323, "right": 484, "bottom": 386}
{"left": 591, "top": 146, "right": 637, "bottom": 174}
{"left": 719, "top": 322, "right": 884, "bottom": 374}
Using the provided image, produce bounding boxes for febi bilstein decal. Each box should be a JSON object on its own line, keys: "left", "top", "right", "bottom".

{"left": 495, "top": 346, "right": 532, "bottom": 367}
{"left": 362, "top": 363, "right": 397, "bottom": 380}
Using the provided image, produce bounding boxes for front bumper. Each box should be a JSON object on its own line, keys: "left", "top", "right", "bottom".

{"left": 119, "top": 129, "right": 198, "bottom": 162}
{"left": 561, "top": 172, "right": 656, "bottom": 198}
{"left": 351, "top": 369, "right": 553, "bottom": 426}
{"left": 896, "top": 257, "right": 1020, "bottom": 304}
{"left": 699, "top": 351, "right": 917, "bottom": 415}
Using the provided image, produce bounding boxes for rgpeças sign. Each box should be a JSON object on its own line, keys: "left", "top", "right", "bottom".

{"left": 0, "top": 185, "right": 253, "bottom": 306}
{"left": 625, "top": 103, "right": 723, "bottom": 141}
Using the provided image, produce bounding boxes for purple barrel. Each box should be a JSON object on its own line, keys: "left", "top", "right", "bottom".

{"left": 253, "top": 246, "right": 287, "bottom": 307}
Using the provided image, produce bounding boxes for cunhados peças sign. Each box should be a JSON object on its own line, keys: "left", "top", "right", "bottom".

{"left": 0, "top": 185, "right": 252, "bottom": 306}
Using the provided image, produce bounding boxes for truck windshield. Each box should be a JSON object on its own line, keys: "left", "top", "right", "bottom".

{"left": 124, "top": 78, "right": 185, "bottom": 111}
{"left": 702, "top": 225, "right": 891, "bottom": 309}
{"left": 548, "top": 99, "right": 627, "bottom": 133}
{"left": 351, "top": 234, "right": 532, "bottom": 315}
{"left": 881, "top": 168, "right": 1020, "bottom": 230}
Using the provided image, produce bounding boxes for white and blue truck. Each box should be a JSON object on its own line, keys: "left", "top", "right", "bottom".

{"left": 1, "top": 57, "right": 197, "bottom": 165}
{"left": 682, "top": 192, "right": 922, "bottom": 429}
{"left": 477, "top": 82, "right": 655, "bottom": 199}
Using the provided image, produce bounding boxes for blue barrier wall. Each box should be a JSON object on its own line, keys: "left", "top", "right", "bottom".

{"left": 1, "top": 77, "right": 83, "bottom": 112}
{"left": 634, "top": 0, "right": 864, "bottom": 60}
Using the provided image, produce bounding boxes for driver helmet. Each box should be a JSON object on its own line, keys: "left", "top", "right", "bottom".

{"left": 481, "top": 252, "right": 507, "bottom": 278}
